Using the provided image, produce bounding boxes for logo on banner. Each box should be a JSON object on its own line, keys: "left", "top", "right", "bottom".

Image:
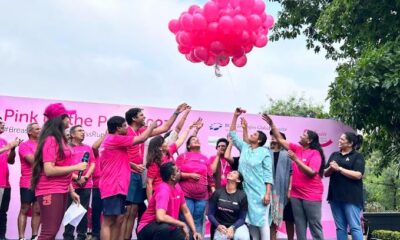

{"left": 209, "top": 123, "right": 223, "bottom": 131}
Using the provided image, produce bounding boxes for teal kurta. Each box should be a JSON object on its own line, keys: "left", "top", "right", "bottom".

{"left": 229, "top": 131, "right": 273, "bottom": 227}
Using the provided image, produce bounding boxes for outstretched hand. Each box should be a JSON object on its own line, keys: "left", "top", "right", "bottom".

{"left": 261, "top": 113, "right": 273, "bottom": 125}
{"left": 176, "top": 103, "right": 189, "bottom": 113}
{"left": 234, "top": 107, "right": 246, "bottom": 117}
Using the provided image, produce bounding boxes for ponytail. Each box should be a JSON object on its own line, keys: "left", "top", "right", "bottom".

{"left": 307, "top": 130, "right": 325, "bottom": 178}
{"left": 344, "top": 132, "right": 363, "bottom": 150}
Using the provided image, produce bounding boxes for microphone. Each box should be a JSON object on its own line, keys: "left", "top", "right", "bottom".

{"left": 77, "top": 152, "right": 90, "bottom": 181}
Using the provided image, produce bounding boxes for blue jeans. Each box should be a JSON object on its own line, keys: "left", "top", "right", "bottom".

{"left": 180, "top": 197, "right": 207, "bottom": 237}
{"left": 330, "top": 201, "right": 363, "bottom": 240}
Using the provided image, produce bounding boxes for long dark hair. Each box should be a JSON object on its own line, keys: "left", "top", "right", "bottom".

{"left": 31, "top": 115, "right": 68, "bottom": 190}
{"left": 307, "top": 130, "right": 325, "bottom": 178}
{"left": 344, "top": 132, "right": 363, "bottom": 150}
{"left": 146, "top": 136, "right": 167, "bottom": 168}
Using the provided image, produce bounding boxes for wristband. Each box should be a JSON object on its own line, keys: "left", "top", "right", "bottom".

{"left": 173, "top": 111, "right": 180, "bottom": 116}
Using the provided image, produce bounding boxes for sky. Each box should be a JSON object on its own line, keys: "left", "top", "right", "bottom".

{"left": 0, "top": 0, "right": 338, "bottom": 114}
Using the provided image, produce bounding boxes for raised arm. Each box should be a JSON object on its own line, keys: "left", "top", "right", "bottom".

{"left": 151, "top": 103, "right": 189, "bottom": 136}
{"left": 240, "top": 117, "right": 249, "bottom": 144}
{"left": 224, "top": 137, "right": 235, "bottom": 165}
{"left": 92, "top": 130, "right": 107, "bottom": 158}
{"left": 262, "top": 113, "right": 289, "bottom": 150}
{"left": 191, "top": 118, "right": 203, "bottom": 137}
{"left": 175, "top": 120, "right": 197, "bottom": 149}
{"left": 174, "top": 107, "right": 191, "bottom": 134}
{"left": 132, "top": 122, "right": 157, "bottom": 145}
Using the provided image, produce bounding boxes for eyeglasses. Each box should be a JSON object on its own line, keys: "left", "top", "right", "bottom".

{"left": 217, "top": 145, "right": 226, "bottom": 148}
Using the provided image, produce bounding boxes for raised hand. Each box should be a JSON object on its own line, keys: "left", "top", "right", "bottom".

{"left": 234, "top": 107, "right": 246, "bottom": 117}
{"left": 261, "top": 113, "right": 273, "bottom": 126}
{"left": 176, "top": 103, "right": 189, "bottom": 113}
{"left": 240, "top": 117, "right": 248, "bottom": 129}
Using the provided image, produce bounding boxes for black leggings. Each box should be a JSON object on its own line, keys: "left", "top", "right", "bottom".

{"left": 137, "top": 222, "right": 185, "bottom": 240}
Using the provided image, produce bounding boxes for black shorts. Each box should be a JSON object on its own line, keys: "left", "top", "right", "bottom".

{"left": 20, "top": 188, "right": 37, "bottom": 204}
{"left": 102, "top": 194, "right": 127, "bottom": 216}
{"left": 283, "top": 200, "right": 295, "bottom": 223}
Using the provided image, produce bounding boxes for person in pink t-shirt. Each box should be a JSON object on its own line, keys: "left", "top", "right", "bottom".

{"left": 138, "top": 162, "right": 201, "bottom": 240}
{"left": 121, "top": 103, "right": 189, "bottom": 240}
{"left": 176, "top": 133, "right": 216, "bottom": 238}
{"left": 209, "top": 138, "right": 235, "bottom": 189}
{"left": 63, "top": 125, "right": 96, "bottom": 240}
{"left": 146, "top": 120, "right": 197, "bottom": 201}
{"left": 0, "top": 117, "right": 22, "bottom": 240}
{"left": 17, "top": 122, "right": 41, "bottom": 240}
{"left": 99, "top": 116, "right": 156, "bottom": 240}
{"left": 263, "top": 113, "right": 326, "bottom": 240}
{"left": 91, "top": 132, "right": 107, "bottom": 240}
{"left": 30, "top": 103, "right": 88, "bottom": 240}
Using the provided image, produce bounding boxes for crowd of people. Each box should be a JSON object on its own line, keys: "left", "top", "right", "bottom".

{"left": 0, "top": 103, "right": 365, "bottom": 240}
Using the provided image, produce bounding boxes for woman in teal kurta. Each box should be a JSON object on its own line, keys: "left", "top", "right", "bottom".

{"left": 229, "top": 108, "right": 273, "bottom": 240}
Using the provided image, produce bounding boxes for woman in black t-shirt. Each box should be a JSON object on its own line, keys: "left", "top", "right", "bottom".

{"left": 208, "top": 171, "right": 249, "bottom": 240}
{"left": 324, "top": 132, "right": 365, "bottom": 240}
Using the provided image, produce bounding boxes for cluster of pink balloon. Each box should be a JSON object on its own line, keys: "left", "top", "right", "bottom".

{"left": 168, "top": 0, "right": 274, "bottom": 68}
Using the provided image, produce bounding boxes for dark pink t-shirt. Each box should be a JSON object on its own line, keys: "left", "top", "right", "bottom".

{"left": 176, "top": 152, "right": 214, "bottom": 200}
{"left": 137, "top": 182, "right": 186, "bottom": 233}
{"left": 0, "top": 137, "right": 10, "bottom": 188}
{"left": 126, "top": 127, "right": 146, "bottom": 173}
{"left": 18, "top": 139, "right": 38, "bottom": 188}
{"left": 289, "top": 142, "right": 324, "bottom": 201}
{"left": 147, "top": 144, "right": 177, "bottom": 190}
{"left": 92, "top": 156, "right": 101, "bottom": 188}
{"left": 208, "top": 156, "right": 232, "bottom": 188}
{"left": 70, "top": 144, "right": 95, "bottom": 189}
{"left": 99, "top": 134, "right": 134, "bottom": 199}
{"left": 35, "top": 136, "right": 73, "bottom": 196}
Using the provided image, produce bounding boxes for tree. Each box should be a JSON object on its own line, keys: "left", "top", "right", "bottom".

{"left": 262, "top": 94, "right": 330, "bottom": 118}
{"left": 270, "top": 0, "right": 400, "bottom": 169}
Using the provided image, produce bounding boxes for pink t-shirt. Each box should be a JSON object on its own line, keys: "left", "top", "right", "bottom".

{"left": 18, "top": 139, "right": 38, "bottom": 188}
{"left": 99, "top": 134, "right": 134, "bottom": 199}
{"left": 147, "top": 144, "right": 177, "bottom": 190}
{"left": 35, "top": 136, "right": 74, "bottom": 196}
{"left": 0, "top": 137, "right": 10, "bottom": 188}
{"left": 209, "top": 156, "right": 232, "bottom": 188}
{"left": 176, "top": 152, "right": 214, "bottom": 200}
{"left": 70, "top": 144, "right": 95, "bottom": 189}
{"left": 137, "top": 182, "right": 186, "bottom": 233}
{"left": 289, "top": 142, "right": 324, "bottom": 201}
{"left": 126, "top": 127, "right": 146, "bottom": 173}
{"left": 92, "top": 156, "right": 101, "bottom": 188}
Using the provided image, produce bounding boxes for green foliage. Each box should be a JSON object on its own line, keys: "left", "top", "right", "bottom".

{"left": 372, "top": 230, "right": 400, "bottom": 240}
{"left": 262, "top": 94, "right": 329, "bottom": 118}
{"left": 328, "top": 41, "right": 400, "bottom": 169}
{"left": 270, "top": 0, "right": 400, "bottom": 170}
{"left": 364, "top": 151, "right": 400, "bottom": 211}
{"left": 270, "top": 0, "right": 400, "bottom": 60}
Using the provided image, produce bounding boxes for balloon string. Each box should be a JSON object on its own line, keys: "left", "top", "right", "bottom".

{"left": 214, "top": 63, "right": 222, "bottom": 77}
{"left": 225, "top": 65, "right": 240, "bottom": 107}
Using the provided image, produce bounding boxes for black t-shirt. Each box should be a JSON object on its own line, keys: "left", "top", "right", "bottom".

{"left": 209, "top": 188, "right": 247, "bottom": 227}
{"left": 273, "top": 151, "right": 280, "bottom": 173}
{"left": 326, "top": 150, "right": 365, "bottom": 207}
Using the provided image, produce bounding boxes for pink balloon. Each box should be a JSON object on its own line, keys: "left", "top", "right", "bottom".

{"left": 219, "top": 16, "right": 234, "bottom": 33}
{"left": 177, "top": 31, "right": 192, "bottom": 47}
{"left": 205, "top": 54, "right": 216, "bottom": 66}
{"left": 239, "top": 0, "right": 255, "bottom": 14}
{"left": 188, "top": 5, "right": 201, "bottom": 14}
{"left": 233, "top": 14, "right": 248, "bottom": 32}
{"left": 231, "top": 0, "right": 240, "bottom": 8}
{"left": 255, "top": 35, "right": 268, "bottom": 47}
{"left": 180, "top": 13, "right": 193, "bottom": 32}
{"left": 248, "top": 14, "right": 262, "bottom": 29}
{"left": 208, "top": 22, "right": 219, "bottom": 34}
{"left": 193, "top": 13, "right": 207, "bottom": 30}
{"left": 232, "top": 55, "right": 247, "bottom": 67}
{"left": 168, "top": 19, "right": 180, "bottom": 33}
{"left": 203, "top": 1, "right": 219, "bottom": 22}
{"left": 241, "top": 30, "right": 250, "bottom": 42}
{"left": 194, "top": 46, "right": 209, "bottom": 61}
{"left": 232, "top": 47, "right": 245, "bottom": 58}
{"left": 253, "top": 0, "right": 266, "bottom": 14}
{"left": 188, "top": 51, "right": 202, "bottom": 63}
{"left": 265, "top": 15, "right": 275, "bottom": 29}
{"left": 244, "top": 44, "right": 253, "bottom": 53}
{"left": 215, "top": 0, "right": 229, "bottom": 8}
{"left": 178, "top": 45, "right": 191, "bottom": 54}
{"left": 210, "top": 41, "right": 225, "bottom": 55}
{"left": 217, "top": 56, "right": 230, "bottom": 66}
